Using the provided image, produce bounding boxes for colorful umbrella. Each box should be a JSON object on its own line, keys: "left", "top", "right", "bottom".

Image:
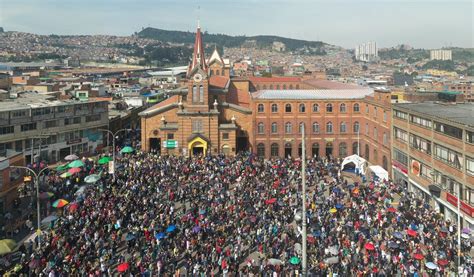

{"left": 413, "top": 253, "right": 424, "bottom": 260}
{"left": 52, "top": 199, "right": 69, "bottom": 208}
{"left": 60, "top": 172, "right": 72, "bottom": 178}
{"left": 289, "top": 256, "right": 300, "bottom": 265}
{"left": 437, "top": 259, "right": 449, "bottom": 266}
{"left": 192, "top": 226, "right": 201, "bottom": 233}
{"left": 98, "top": 156, "right": 112, "bottom": 165}
{"left": 365, "top": 242, "right": 375, "bottom": 251}
{"left": 56, "top": 164, "right": 69, "bottom": 171}
{"left": 68, "top": 202, "right": 79, "bottom": 212}
{"left": 329, "top": 208, "right": 337, "bottom": 214}
{"left": 387, "top": 207, "right": 397, "bottom": 213}
{"left": 462, "top": 227, "right": 471, "bottom": 234}
{"left": 155, "top": 232, "right": 166, "bottom": 240}
{"left": 41, "top": 215, "right": 58, "bottom": 225}
{"left": 67, "top": 160, "right": 84, "bottom": 168}
{"left": 84, "top": 174, "right": 100, "bottom": 184}
{"left": 166, "top": 225, "right": 176, "bottom": 233}
{"left": 393, "top": 232, "right": 403, "bottom": 239}
{"left": 335, "top": 203, "right": 343, "bottom": 209}
{"left": 265, "top": 198, "right": 277, "bottom": 205}
{"left": 426, "top": 262, "right": 438, "bottom": 270}
{"left": 68, "top": 167, "right": 82, "bottom": 174}
{"left": 39, "top": 192, "right": 54, "bottom": 200}
{"left": 120, "top": 146, "right": 134, "bottom": 154}
{"left": 117, "top": 262, "right": 129, "bottom": 272}
{"left": 125, "top": 233, "right": 136, "bottom": 241}
{"left": 0, "top": 239, "right": 17, "bottom": 255}
{"left": 65, "top": 154, "right": 79, "bottom": 161}
{"left": 407, "top": 229, "right": 417, "bottom": 237}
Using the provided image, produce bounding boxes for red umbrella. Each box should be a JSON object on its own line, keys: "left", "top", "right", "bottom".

{"left": 68, "top": 202, "right": 79, "bottom": 212}
{"left": 407, "top": 229, "right": 417, "bottom": 237}
{"left": 117, "top": 262, "right": 129, "bottom": 272}
{"left": 307, "top": 236, "right": 316, "bottom": 244}
{"left": 265, "top": 198, "right": 277, "bottom": 205}
{"left": 437, "top": 259, "right": 449, "bottom": 266}
{"left": 413, "top": 253, "right": 424, "bottom": 260}
{"left": 387, "top": 207, "right": 397, "bottom": 213}
{"left": 68, "top": 167, "right": 82, "bottom": 174}
{"left": 365, "top": 242, "right": 375, "bottom": 251}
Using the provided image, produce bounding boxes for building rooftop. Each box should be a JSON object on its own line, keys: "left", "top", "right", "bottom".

{"left": 252, "top": 89, "right": 374, "bottom": 100}
{"left": 394, "top": 102, "right": 474, "bottom": 127}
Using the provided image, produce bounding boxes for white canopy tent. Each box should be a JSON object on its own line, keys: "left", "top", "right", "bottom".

{"left": 369, "top": 165, "right": 389, "bottom": 181}
{"left": 341, "top": 154, "right": 367, "bottom": 175}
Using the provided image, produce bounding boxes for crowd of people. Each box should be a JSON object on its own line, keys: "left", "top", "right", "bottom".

{"left": 1, "top": 150, "right": 472, "bottom": 276}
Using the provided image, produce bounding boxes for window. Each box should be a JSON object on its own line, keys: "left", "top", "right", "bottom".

{"left": 65, "top": 117, "right": 81, "bottom": 125}
{"left": 210, "top": 69, "right": 214, "bottom": 76}
{"left": 312, "top": 122, "right": 320, "bottom": 134}
{"left": 382, "top": 156, "right": 388, "bottom": 170}
{"left": 353, "top": 122, "right": 360, "bottom": 133}
{"left": 467, "top": 156, "right": 474, "bottom": 176}
{"left": 434, "top": 122, "right": 463, "bottom": 140}
{"left": 276, "top": 85, "right": 280, "bottom": 90}
{"left": 21, "top": 123, "right": 36, "bottom": 132}
{"left": 410, "top": 115, "right": 432, "bottom": 128}
{"left": 298, "top": 122, "right": 305, "bottom": 134}
{"left": 269, "top": 85, "right": 273, "bottom": 89}
{"left": 257, "top": 104, "right": 264, "bottom": 113}
{"left": 374, "top": 149, "right": 378, "bottom": 162}
{"left": 271, "top": 143, "right": 279, "bottom": 157}
{"left": 312, "top": 143, "right": 319, "bottom": 157}
{"left": 12, "top": 110, "right": 27, "bottom": 118}
{"left": 44, "top": 120, "right": 58, "bottom": 128}
{"left": 394, "top": 110, "right": 408, "bottom": 120}
{"left": 374, "top": 107, "right": 377, "bottom": 118}
{"left": 192, "top": 120, "right": 203, "bottom": 133}
{"left": 326, "top": 104, "right": 333, "bottom": 112}
{"left": 352, "top": 142, "right": 359, "bottom": 155}
{"left": 353, "top": 103, "right": 360, "bottom": 112}
{"left": 365, "top": 144, "right": 370, "bottom": 160}
{"left": 339, "top": 142, "right": 347, "bottom": 157}
{"left": 271, "top": 104, "right": 278, "bottom": 113}
{"left": 434, "top": 144, "right": 463, "bottom": 170}
{"left": 285, "top": 104, "right": 292, "bottom": 113}
{"left": 216, "top": 70, "right": 220, "bottom": 76}
{"left": 285, "top": 122, "right": 292, "bottom": 134}
{"left": 339, "top": 103, "right": 346, "bottom": 113}
{"left": 383, "top": 111, "right": 387, "bottom": 122}
{"left": 263, "top": 85, "right": 267, "bottom": 89}
{"left": 383, "top": 132, "right": 388, "bottom": 145}
{"left": 85, "top": 114, "right": 101, "bottom": 122}
{"left": 393, "top": 148, "right": 408, "bottom": 166}
{"left": 199, "top": 85, "right": 204, "bottom": 103}
{"left": 340, "top": 122, "right": 347, "bottom": 133}
{"left": 374, "top": 127, "right": 378, "bottom": 138}
{"left": 394, "top": 127, "right": 408, "bottom": 142}
{"left": 299, "top": 104, "right": 305, "bottom": 113}
{"left": 222, "top": 133, "right": 229, "bottom": 140}
{"left": 409, "top": 134, "right": 431, "bottom": 154}
{"left": 257, "top": 143, "right": 265, "bottom": 157}
{"left": 412, "top": 158, "right": 432, "bottom": 181}
{"left": 312, "top": 104, "right": 319, "bottom": 112}
{"left": 258, "top": 122, "right": 264, "bottom": 134}
{"left": 326, "top": 122, "right": 333, "bottom": 133}
{"left": 0, "top": 126, "right": 14, "bottom": 135}
{"left": 296, "top": 84, "right": 300, "bottom": 89}
{"left": 192, "top": 85, "right": 198, "bottom": 103}
{"left": 271, "top": 122, "right": 278, "bottom": 133}
{"left": 365, "top": 104, "right": 369, "bottom": 114}
{"left": 289, "top": 84, "right": 293, "bottom": 89}
{"left": 283, "top": 84, "right": 287, "bottom": 89}
{"left": 167, "top": 133, "right": 174, "bottom": 140}
{"left": 467, "top": 131, "right": 474, "bottom": 144}
{"left": 365, "top": 123, "right": 369, "bottom": 135}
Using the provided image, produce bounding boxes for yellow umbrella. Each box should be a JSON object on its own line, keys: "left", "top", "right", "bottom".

{"left": 0, "top": 239, "right": 17, "bottom": 255}
{"left": 329, "top": 208, "right": 337, "bottom": 214}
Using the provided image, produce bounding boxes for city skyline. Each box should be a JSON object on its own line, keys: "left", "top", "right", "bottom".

{"left": 1, "top": 0, "right": 472, "bottom": 49}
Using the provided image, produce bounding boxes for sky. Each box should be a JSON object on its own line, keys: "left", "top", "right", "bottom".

{"left": 1, "top": 0, "right": 472, "bottom": 49}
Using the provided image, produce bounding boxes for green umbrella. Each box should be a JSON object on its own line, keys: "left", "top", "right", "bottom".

{"left": 0, "top": 239, "right": 17, "bottom": 255}
{"left": 120, "top": 146, "right": 134, "bottom": 154}
{"left": 98, "top": 156, "right": 112, "bottom": 165}
{"left": 56, "top": 164, "right": 69, "bottom": 171}
{"left": 289, "top": 256, "right": 300, "bottom": 265}
{"left": 84, "top": 174, "right": 100, "bottom": 184}
{"left": 67, "top": 160, "right": 84, "bottom": 168}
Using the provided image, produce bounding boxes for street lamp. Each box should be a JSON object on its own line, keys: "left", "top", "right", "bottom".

{"left": 10, "top": 165, "right": 50, "bottom": 249}
{"left": 99, "top": 128, "right": 131, "bottom": 179}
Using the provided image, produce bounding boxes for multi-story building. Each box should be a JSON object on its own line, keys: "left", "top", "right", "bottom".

{"left": 445, "top": 81, "right": 473, "bottom": 102}
{"left": 0, "top": 92, "right": 109, "bottom": 163}
{"left": 430, "top": 49, "right": 452, "bottom": 61}
{"left": 0, "top": 151, "right": 24, "bottom": 215}
{"left": 392, "top": 102, "right": 474, "bottom": 228}
{"left": 355, "top": 42, "right": 378, "bottom": 62}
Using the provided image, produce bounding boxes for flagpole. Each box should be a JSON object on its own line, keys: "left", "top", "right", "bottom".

{"left": 302, "top": 124, "right": 307, "bottom": 275}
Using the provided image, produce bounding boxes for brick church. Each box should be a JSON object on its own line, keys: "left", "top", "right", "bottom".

{"left": 140, "top": 23, "right": 392, "bottom": 176}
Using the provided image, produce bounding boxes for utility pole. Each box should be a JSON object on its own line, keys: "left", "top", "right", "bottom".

{"left": 457, "top": 184, "right": 462, "bottom": 275}
{"left": 301, "top": 124, "right": 307, "bottom": 275}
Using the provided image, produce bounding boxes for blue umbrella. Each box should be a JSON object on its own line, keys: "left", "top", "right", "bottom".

{"left": 393, "top": 232, "right": 403, "bottom": 239}
{"left": 155, "top": 232, "right": 166, "bottom": 240}
{"left": 166, "top": 225, "right": 176, "bottom": 233}
{"left": 313, "top": 230, "right": 321, "bottom": 237}
{"left": 410, "top": 223, "right": 419, "bottom": 231}
{"left": 125, "top": 233, "right": 135, "bottom": 241}
{"left": 426, "top": 262, "right": 438, "bottom": 270}
{"left": 335, "top": 203, "right": 343, "bottom": 209}
{"left": 199, "top": 209, "right": 206, "bottom": 215}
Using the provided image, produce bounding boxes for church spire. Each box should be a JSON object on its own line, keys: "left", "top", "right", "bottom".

{"left": 188, "top": 21, "right": 207, "bottom": 77}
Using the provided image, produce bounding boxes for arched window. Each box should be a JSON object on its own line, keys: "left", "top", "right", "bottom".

{"left": 326, "top": 103, "right": 333, "bottom": 112}
{"left": 312, "top": 143, "right": 320, "bottom": 157}
{"left": 199, "top": 85, "right": 204, "bottom": 103}
{"left": 285, "top": 104, "right": 292, "bottom": 113}
{"left": 374, "top": 127, "right": 378, "bottom": 138}
{"left": 312, "top": 122, "right": 320, "bottom": 134}
{"left": 353, "top": 122, "right": 360, "bottom": 133}
{"left": 365, "top": 144, "right": 370, "bottom": 160}
{"left": 326, "top": 122, "right": 333, "bottom": 133}
{"left": 313, "top": 104, "right": 319, "bottom": 112}
{"left": 276, "top": 84, "right": 280, "bottom": 90}
{"left": 340, "top": 122, "right": 347, "bottom": 133}
{"left": 339, "top": 142, "right": 347, "bottom": 157}
{"left": 289, "top": 84, "right": 294, "bottom": 89}
{"left": 256, "top": 84, "right": 260, "bottom": 90}
{"left": 210, "top": 69, "right": 214, "bottom": 76}
{"left": 383, "top": 132, "right": 388, "bottom": 144}
{"left": 257, "top": 104, "right": 264, "bottom": 113}
{"left": 382, "top": 156, "right": 388, "bottom": 170}
{"left": 271, "top": 122, "right": 278, "bottom": 133}
{"left": 353, "top": 103, "right": 360, "bottom": 112}
{"left": 271, "top": 104, "right": 278, "bottom": 113}
{"left": 257, "top": 143, "right": 265, "bottom": 157}
{"left": 271, "top": 143, "right": 279, "bottom": 157}
{"left": 298, "top": 122, "right": 305, "bottom": 134}
{"left": 283, "top": 84, "right": 287, "bottom": 89}
{"left": 299, "top": 103, "right": 305, "bottom": 113}
{"left": 257, "top": 122, "right": 264, "bottom": 134}
{"left": 296, "top": 84, "right": 300, "bottom": 89}
{"left": 216, "top": 70, "right": 220, "bottom": 76}
{"left": 352, "top": 142, "right": 359, "bottom": 155}
{"left": 285, "top": 122, "right": 292, "bottom": 134}
{"left": 340, "top": 103, "right": 346, "bottom": 112}
{"left": 263, "top": 85, "right": 267, "bottom": 89}
{"left": 285, "top": 142, "right": 292, "bottom": 158}
{"left": 298, "top": 143, "right": 303, "bottom": 157}
{"left": 374, "top": 149, "right": 378, "bottom": 162}
{"left": 270, "top": 84, "right": 274, "bottom": 89}
{"left": 192, "top": 85, "right": 198, "bottom": 103}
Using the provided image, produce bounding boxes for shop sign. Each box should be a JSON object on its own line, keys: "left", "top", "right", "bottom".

{"left": 446, "top": 192, "right": 474, "bottom": 217}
